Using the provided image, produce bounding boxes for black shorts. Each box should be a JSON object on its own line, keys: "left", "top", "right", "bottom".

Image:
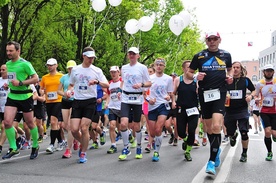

{"left": 224, "top": 117, "right": 249, "bottom": 136}
{"left": 166, "top": 102, "right": 177, "bottom": 119}
{"left": 198, "top": 90, "right": 226, "bottom": 119}
{"left": 0, "top": 112, "right": 3, "bottom": 122}
{"left": 61, "top": 98, "right": 73, "bottom": 109}
{"left": 5, "top": 97, "right": 34, "bottom": 113}
{"left": 92, "top": 111, "right": 102, "bottom": 123}
{"left": 71, "top": 98, "right": 96, "bottom": 120}
{"left": 14, "top": 113, "right": 24, "bottom": 123}
{"left": 121, "top": 103, "right": 142, "bottom": 123}
{"left": 46, "top": 102, "right": 62, "bottom": 119}
{"left": 253, "top": 110, "right": 260, "bottom": 116}
{"left": 260, "top": 113, "right": 276, "bottom": 130}
{"left": 109, "top": 108, "right": 121, "bottom": 122}
{"left": 34, "top": 105, "right": 44, "bottom": 119}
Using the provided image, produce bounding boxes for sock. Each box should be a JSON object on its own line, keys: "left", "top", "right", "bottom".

{"left": 5, "top": 127, "right": 17, "bottom": 150}
{"left": 209, "top": 133, "right": 221, "bottom": 162}
{"left": 155, "top": 135, "right": 162, "bottom": 152}
{"left": 242, "top": 148, "right": 248, "bottom": 154}
{"left": 136, "top": 130, "right": 142, "bottom": 148}
{"left": 50, "top": 130, "right": 58, "bottom": 145}
{"left": 195, "top": 134, "right": 199, "bottom": 141}
{"left": 111, "top": 143, "right": 116, "bottom": 147}
{"left": 30, "top": 126, "right": 39, "bottom": 148}
{"left": 121, "top": 129, "right": 129, "bottom": 148}
{"left": 43, "top": 123, "right": 46, "bottom": 133}
{"left": 203, "top": 132, "right": 207, "bottom": 138}
{"left": 57, "top": 129, "right": 62, "bottom": 143}
{"left": 186, "top": 145, "right": 192, "bottom": 153}
{"left": 265, "top": 137, "right": 272, "bottom": 152}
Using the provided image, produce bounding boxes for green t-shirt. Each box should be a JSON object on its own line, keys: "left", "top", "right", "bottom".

{"left": 6, "top": 58, "right": 37, "bottom": 100}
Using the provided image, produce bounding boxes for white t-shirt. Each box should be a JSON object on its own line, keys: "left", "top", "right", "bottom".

{"left": 148, "top": 73, "right": 173, "bottom": 111}
{"left": 0, "top": 77, "right": 9, "bottom": 112}
{"left": 121, "top": 62, "right": 150, "bottom": 104}
{"left": 250, "top": 99, "right": 260, "bottom": 111}
{"left": 69, "top": 64, "right": 108, "bottom": 100}
{"left": 108, "top": 79, "right": 122, "bottom": 110}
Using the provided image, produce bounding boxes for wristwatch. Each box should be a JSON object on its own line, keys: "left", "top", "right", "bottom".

{"left": 19, "top": 81, "right": 23, "bottom": 86}
{"left": 141, "top": 83, "right": 145, "bottom": 87}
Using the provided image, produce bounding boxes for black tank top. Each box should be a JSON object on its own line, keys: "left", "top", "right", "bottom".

{"left": 176, "top": 75, "right": 198, "bottom": 108}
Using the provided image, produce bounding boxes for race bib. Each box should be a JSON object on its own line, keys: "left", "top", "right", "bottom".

{"left": 0, "top": 92, "right": 7, "bottom": 99}
{"left": 127, "top": 94, "right": 140, "bottom": 104}
{"left": 263, "top": 97, "right": 274, "bottom": 107}
{"left": 203, "top": 89, "right": 220, "bottom": 102}
{"left": 47, "top": 92, "right": 58, "bottom": 100}
{"left": 34, "top": 100, "right": 37, "bottom": 105}
{"left": 110, "top": 92, "right": 119, "bottom": 101}
{"left": 230, "top": 90, "right": 243, "bottom": 99}
{"left": 7, "top": 72, "right": 16, "bottom": 82}
{"left": 78, "top": 84, "right": 88, "bottom": 93}
{"left": 186, "top": 107, "right": 199, "bottom": 117}
{"left": 165, "top": 103, "right": 171, "bottom": 110}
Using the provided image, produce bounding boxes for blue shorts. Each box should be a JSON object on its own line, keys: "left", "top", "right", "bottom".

{"left": 148, "top": 103, "right": 170, "bottom": 121}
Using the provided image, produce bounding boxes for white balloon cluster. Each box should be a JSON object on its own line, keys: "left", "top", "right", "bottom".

{"left": 92, "top": 0, "right": 122, "bottom": 12}
{"left": 125, "top": 16, "right": 154, "bottom": 35}
{"left": 169, "top": 10, "right": 191, "bottom": 36}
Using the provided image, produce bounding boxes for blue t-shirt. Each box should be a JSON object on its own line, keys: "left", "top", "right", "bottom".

{"left": 96, "top": 84, "right": 103, "bottom": 111}
{"left": 60, "top": 74, "right": 73, "bottom": 100}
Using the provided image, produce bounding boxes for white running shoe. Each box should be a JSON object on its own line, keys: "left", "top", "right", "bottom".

{"left": 46, "top": 144, "right": 55, "bottom": 153}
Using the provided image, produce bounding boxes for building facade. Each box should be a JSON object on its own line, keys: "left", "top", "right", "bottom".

{"left": 241, "top": 60, "right": 259, "bottom": 85}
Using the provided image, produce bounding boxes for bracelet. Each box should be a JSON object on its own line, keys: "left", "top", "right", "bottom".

{"left": 96, "top": 80, "right": 100, "bottom": 84}
{"left": 141, "top": 83, "right": 145, "bottom": 87}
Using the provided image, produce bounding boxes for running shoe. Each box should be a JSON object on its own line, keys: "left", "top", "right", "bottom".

{"left": 43, "top": 134, "right": 48, "bottom": 140}
{"left": 118, "top": 148, "right": 131, "bottom": 160}
{"left": 215, "top": 148, "right": 221, "bottom": 167}
{"left": 230, "top": 131, "right": 238, "bottom": 147}
{"left": 46, "top": 144, "right": 55, "bottom": 153}
{"left": 222, "top": 137, "right": 229, "bottom": 143}
{"left": 107, "top": 145, "right": 117, "bottom": 154}
{"left": 202, "top": 137, "right": 207, "bottom": 146}
{"left": 21, "top": 141, "right": 30, "bottom": 150}
{"left": 115, "top": 133, "right": 122, "bottom": 142}
{"left": 266, "top": 152, "right": 273, "bottom": 161}
{"left": 16, "top": 136, "right": 26, "bottom": 150}
{"left": 168, "top": 134, "right": 174, "bottom": 144}
{"left": 193, "top": 140, "right": 200, "bottom": 146}
{"left": 62, "top": 149, "right": 72, "bottom": 158}
{"left": 89, "top": 142, "right": 99, "bottom": 149}
{"left": 239, "top": 153, "right": 247, "bottom": 162}
{"left": 73, "top": 140, "right": 79, "bottom": 150}
{"left": 259, "top": 126, "right": 262, "bottom": 132}
{"left": 135, "top": 147, "right": 143, "bottom": 159}
{"left": 254, "top": 131, "right": 258, "bottom": 134}
{"left": 30, "top": 146, "right": 39, "bottom": 159}
{"left": 2, "top": 148, "right": 20, "bottom": 159}
{"left": 129, "top": 135, "right": 135, "bottom": 144}
{"left": 145, "top": 144, "right": 151, "bottom": 153}
{"left": 205, "top": 161, "right": 216, "bottom": 175}
{"left": 144, "top": 135, "right": 149, "bottom": 141}
{"left": 272, "top": 136, "right": 276, "bottom": 142}
{"left": 184, "top": 152, "right": 192, "bottom": 161}
{"left": 173, "top": 138, "right": 178, "bottom": 146}
{"left": 79, "top": 152, "right": 87, "bottom": 163}
{"left": 56, "top": 142, "right": 64, "bottom": 151}
{"left": 37, "top": 136, "right": 43, "bottom": 143}
{"left": 152, "top": 151, "right": 159, "bottom": 162}
{"left": 100, "top": 131, "right": 106, "bottom": 145}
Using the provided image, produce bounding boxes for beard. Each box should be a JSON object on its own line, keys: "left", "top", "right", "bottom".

{"left": 264, "top": 74, "right": 273, "bottom": 80}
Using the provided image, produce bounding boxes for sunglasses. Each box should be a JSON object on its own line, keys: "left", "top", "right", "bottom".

{"left": 206, "top": 37, "right": 219, "bottom": 42}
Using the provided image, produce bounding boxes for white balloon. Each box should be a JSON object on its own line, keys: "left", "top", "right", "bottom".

{"left": 179, "top": 10, "right": 191, "bottom": 27}
{"left": 108, "top": 0, "right": 122, "bottom": 7}
{"left": 138, "top": 16, "right": 154, "bottom": 32}
{"left": 92, "top": 0, "right": 107, "bottom": 12}
{"left": 125, "top": 19, "right": 139, "bottom": 34}
{"left": 169, "top": 15, "right": 185, "bottom": 36}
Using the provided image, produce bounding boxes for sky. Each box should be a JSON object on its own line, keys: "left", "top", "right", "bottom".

{"left": 181, "top": 0, "right": 276, "bottom": 61}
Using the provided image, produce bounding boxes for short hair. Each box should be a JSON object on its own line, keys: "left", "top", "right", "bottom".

{"left": 82, "top": 47, "right": 94, "bottom": 53}
{"left": 182, "top": 60, "right": 191, "bottom": 68}
{"left": 7, "top": 41, "right": 21, "bottom": 51}
{"left": 148, "top": 63, "right": 155, "bottom": 72}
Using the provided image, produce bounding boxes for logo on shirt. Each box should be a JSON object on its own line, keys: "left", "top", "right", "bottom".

{"left": 202, "top": 56, "right": 226, "bottom": 71}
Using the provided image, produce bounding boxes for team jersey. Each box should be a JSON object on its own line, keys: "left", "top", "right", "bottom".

{"left": 121, "top": 62, "right": 150, "bottom": 104}
{"left": 190, "top": 49, "right": 232, "bottom": 91}
{"left": 60, "top": 74, "right": 73, "bottom": 100}
{"left": 0, "top": 77, "right": 9, "bottom": 112}
{"left": 69, "top": 64, "right": 107, "bottom": 100}
{"left": 40, "top": 72, "right": 63, "bottom": 103}
{"left": 255, "top": 78, "right": 276, "bottom": 114}
{"left": 148, "top": 73, "right": 173, "bottom": 111}
{"left": 107, "top": 78, "right": 122, "bottom": 110}
{"left": 6, "top": 58, "right": 37, "bottom": 100}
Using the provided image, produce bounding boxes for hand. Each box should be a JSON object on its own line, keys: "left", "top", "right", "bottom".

{"left": 96, "top": 98, "right": 102, "bottom": 104}
{"left": 245, "top": 95, "right": 251, "bottom": 103}
{"left": 11, "top": 80, "right": 20, "bottom": 86}
{"left": 3, "top": 83, "right": 9, "bottom": 90}
{"left": 172, "top": 101, "right": 177, "bottom": 109}
{"left": 164, "top": 95, "right": 170, "bottom": 101}
{"left": 66, "top": 90, "right": 74, "bottom": 98}
{"left": 197, "top": 72, "right": 206, "bottom": 81}
{"left": 149, "top": 98, "right": 156, "bottom": 105}
{"left": 132, "top": 83, "right": 142, "bottom": 89}
{"left": 117, "top": 92, "right": 121, "bottom": 100}
{"left": 225, "top": 75, "right": 233, "bottom": 84}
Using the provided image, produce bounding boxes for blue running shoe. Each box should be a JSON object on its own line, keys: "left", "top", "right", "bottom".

{"left": 79, "top": 152, "right": 87, "bottom": 163}
{"left": 115, "top": 133, "right": 122, "bottom": 142}
{"left": 215, "top": 148, "right": 221, "bottom": 167}
{"left": 206, "top": 161, "right": 216, "bottom": 175}
{"left": 152, "top": 151, "right": 159, "bottom": 162}
{"left": 118, "top": 148, "right": 131, "bottom": 160}
{"left": 135, "top": 147, "right": 143, "bottom": 159}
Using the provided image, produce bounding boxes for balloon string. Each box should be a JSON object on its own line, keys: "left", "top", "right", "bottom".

{"left": 172, "top": 39, "right": 181, "bottom": 73}
{"left": 137, "top": 30, "right": 142, "bottom": 48}
{"left": 89, "top": 5, "right": 112, "bottom": 47}
{"left": 166, "top": 37, "right": 178, "bottom": 72}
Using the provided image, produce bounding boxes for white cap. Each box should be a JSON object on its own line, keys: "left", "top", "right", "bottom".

{"left": 83, "top": 50, "right": 97, "bottom": 58}
{"left": 263, "top": 64, "right": 274, "bottom": 70}
{"left": 46, "top": 58, "right": 57, "bottom": 65}
{"left": 205, "top": 31, "right": 220, "bottom": 38}
{"left": 128, "top": 47, "right": 139, "bottom": 54}
{"left": 110, "top": 66, "right": 120, "bottom": 72}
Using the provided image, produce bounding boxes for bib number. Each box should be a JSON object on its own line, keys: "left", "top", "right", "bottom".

{"left": 263, "top": 97, "right": 274, "bottom": 107}
{"left": 110, "top": 93, "right": 119, "bottom": 101}
{"left": 230, "top": 90, "right": 242, "bottom": 99}
{"left": 203, "top": 89, "right": 220, "bottom": 102}
{"left": 186, "top": 107, "right": 199, "bottom": 116}
{"left": 47, "top": 92, "right": 58, "bottom": 100}
{"left": 0, "top": 92, "right": 7, "bottom": 99}
{"left": 78, "top": 84, "right": 88, "bottom": 93}
{"left": 127, "top": 94, "right": 140, "bottom": 104}
{"left": 165, "top": 103, "right": 171, "bottom": 110}
{"left": 7, "top": 72, "right": 16, "bottom": 82}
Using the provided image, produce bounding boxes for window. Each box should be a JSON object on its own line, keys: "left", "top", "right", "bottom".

{"left": 252, "top": 75, "right": 258, "bottom": 81}
{"left": 254, "top": 66, "right": 257, "bottom": 71}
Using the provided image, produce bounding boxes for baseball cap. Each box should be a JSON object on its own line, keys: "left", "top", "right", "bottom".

{"left": 205, "top": 31, "right": 220, "bottom": 38}
{"left": 110, "top": 66, "right": 120, "bottom": 72}
{"left": 128, "top": 47, "right": 139, "bottom": 54}
{"left": 170, "top": 72, "right": 178, "bottom": 77}
{"left": 66, "top": 60, "right": 77, "bottom": 68}
{"left": 263, "top": 64, "right": 274, "bottom": 71}
{"left": 83, "top": 50, "right": 97, "bottom": 58}
{"left": 46, "top": 58, "right": 57, "bottom": 65}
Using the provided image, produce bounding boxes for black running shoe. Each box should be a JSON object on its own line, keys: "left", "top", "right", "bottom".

{"left": 30, "top": 146, "right": 39, "bottom": 159}
{"left": 2, "top": 148, "right": 20, "bottom": 159}
{"left": 230, "top": 131, "right": 238, "bottom": 147}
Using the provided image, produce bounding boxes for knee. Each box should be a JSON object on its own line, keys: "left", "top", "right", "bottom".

{"left": 241, "top": 131, "right": 248, "bottom": 141}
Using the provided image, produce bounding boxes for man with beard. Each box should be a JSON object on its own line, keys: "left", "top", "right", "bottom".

{"left": 255, "top": 64, "right": 276, "bottom": 161}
